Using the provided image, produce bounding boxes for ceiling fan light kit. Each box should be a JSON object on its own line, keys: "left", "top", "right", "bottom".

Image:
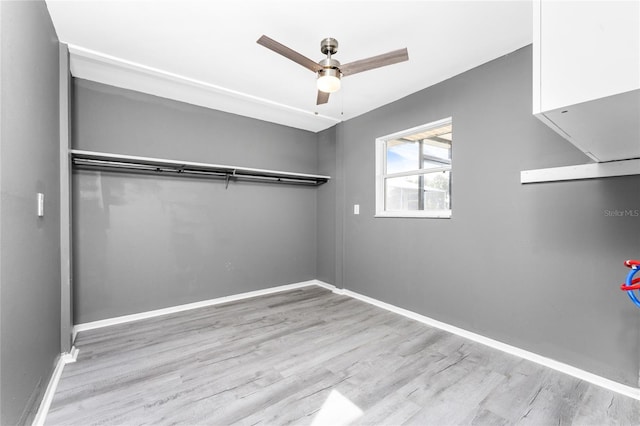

{"left": 317, "top": 68, "right": 341, "bottom": 93}
{"left": 257, "top": 35, "right": 408, "bottom": 105}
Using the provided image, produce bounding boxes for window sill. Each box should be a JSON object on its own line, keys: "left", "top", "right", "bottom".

{"left": 375, "top": 210, "right": 452, "bottom": 219}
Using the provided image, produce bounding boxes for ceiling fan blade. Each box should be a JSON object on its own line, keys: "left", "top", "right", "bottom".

{"left": 316, "top": 90, "right": 330, "bottom": 105}
{"left": 257, "top": 35, "right": 323, "bottom": 73}
{"left": 340, "top": 48, "right": 409, "bottom": 77}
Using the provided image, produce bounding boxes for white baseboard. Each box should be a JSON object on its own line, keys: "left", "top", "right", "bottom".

{"left": 73, "top": 280, "right": 335, "bottom": 337}
{"left": 311, "top": 279, "right": 339, "bottom": 292}
{"left": 32, "top": 346, "right": 79, "bottom": 426}
{"left": 336, "top": 286, "right": 640, "bottom": 401}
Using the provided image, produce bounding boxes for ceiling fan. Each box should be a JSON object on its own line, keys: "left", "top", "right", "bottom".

{"left": 257, "top": 35, "right": 409, "bottom": 105}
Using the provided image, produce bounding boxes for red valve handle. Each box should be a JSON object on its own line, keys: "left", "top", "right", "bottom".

{"left": 624, "top": 260, "right": 640, "bottom": 268}
{"left": 620, "top": 277, "right": 640, "bottom": 291}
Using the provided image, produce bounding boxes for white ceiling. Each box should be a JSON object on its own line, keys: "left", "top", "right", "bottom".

{"left": 45, "top": 0, "right": 533, "bottom": 132}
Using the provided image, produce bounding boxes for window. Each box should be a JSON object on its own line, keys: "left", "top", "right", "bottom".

{"left": 375, "top": 118, "right": 452, "bottom": 218}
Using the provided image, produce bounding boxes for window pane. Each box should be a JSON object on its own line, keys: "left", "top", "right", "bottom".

{"left": 385, "top": 175, "right": 420, "bottom": 211}
{"left": 386, "top": 140, "right": 419, "bottom": 174}
{"left": 422, "top": 143, "right": 451, "bottom": 162}
{"left": 385, "top": 172, "right": 451, "bottom": 212}
{"left": 422, "top": 144, "right": 451, "bottom": 169}
{"left": 421, "top": 134, "right": 451, "bottom": 170}
{"left": 422, "top": 171, "right": 450, "bottom": 210}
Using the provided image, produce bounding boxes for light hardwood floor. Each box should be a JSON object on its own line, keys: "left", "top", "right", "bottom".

{"left": 46, "top": 287, "right": 640, "bottom": 425}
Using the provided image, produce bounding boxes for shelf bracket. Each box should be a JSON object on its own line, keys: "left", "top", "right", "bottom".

{"left": 225, "top": 170, "right": 236, "bottom": 189}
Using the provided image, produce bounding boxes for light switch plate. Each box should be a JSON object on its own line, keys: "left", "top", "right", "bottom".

{"left": 354, "top": 204, "right": 360, "bottom": 215}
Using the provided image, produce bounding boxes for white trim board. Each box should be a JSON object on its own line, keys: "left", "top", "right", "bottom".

{"left": 73, "top": 280, "right": 336, "bottom": 339}
{"left": 337, "top": 287, "right": 640, "bottom": 401}
{"left": 32, "top": 347, "right": 78, "bottom": 426}
{"left": 521, "top": 158, "right": 640, "bottom": 184}
{"left": 67, "top": 44, "right": 340, "bottom": 133}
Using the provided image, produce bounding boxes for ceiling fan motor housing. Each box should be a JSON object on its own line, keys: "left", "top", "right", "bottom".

{"left": 319, "top": 58, "right": 340, "bottom": 70}
{"left": 318, "top": 67, "right": 341, "bottom": 80}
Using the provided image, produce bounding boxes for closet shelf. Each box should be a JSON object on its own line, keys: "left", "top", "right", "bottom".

{"left": 70, "top": 150, "right": 330, "bottom": 186}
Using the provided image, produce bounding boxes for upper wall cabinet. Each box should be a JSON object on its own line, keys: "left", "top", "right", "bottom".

{"left": 533, "top": 0, "right": 640, "bottom": 162}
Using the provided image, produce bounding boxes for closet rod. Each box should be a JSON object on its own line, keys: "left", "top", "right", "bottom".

{"left": 71, "top": 150, "right": 330, "bottom": 186}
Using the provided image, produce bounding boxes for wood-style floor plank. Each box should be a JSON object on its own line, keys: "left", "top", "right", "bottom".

{"left": 46, "top": 287, "right": 640, "bottom": 425}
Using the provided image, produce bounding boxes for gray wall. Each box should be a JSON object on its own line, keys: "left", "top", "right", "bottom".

{"left": 321, "top": 46, "right": 640, "bottom": 386}
{"left": 0, "top": 1, "right": 61, "bottom": 424}
{"left": 73, "top": 80, "right": 319, "bottom": 323}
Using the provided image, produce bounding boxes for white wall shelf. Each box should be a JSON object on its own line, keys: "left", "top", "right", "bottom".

{"left": 521, "top": 158, "right": 640, "bottom": 184}
{"left": 71, "top": 149, "right": 330, "bottom": 186}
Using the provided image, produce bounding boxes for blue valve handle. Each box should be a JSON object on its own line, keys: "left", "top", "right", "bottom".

{"left": 625, "top": 265, "right": 640, "bottom": 308}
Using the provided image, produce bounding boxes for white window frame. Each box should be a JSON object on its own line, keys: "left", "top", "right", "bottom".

{"left": 375, "top": 117, "right": 452, "bottom": 218}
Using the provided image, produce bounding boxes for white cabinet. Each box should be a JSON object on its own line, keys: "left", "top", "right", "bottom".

{"left": 533, "top": 0, "right": 640, "bottom": 162}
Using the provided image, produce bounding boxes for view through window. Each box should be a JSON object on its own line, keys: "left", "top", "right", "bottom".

{"left": 376, "top": 118, "right": 452, "bottom": 218}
